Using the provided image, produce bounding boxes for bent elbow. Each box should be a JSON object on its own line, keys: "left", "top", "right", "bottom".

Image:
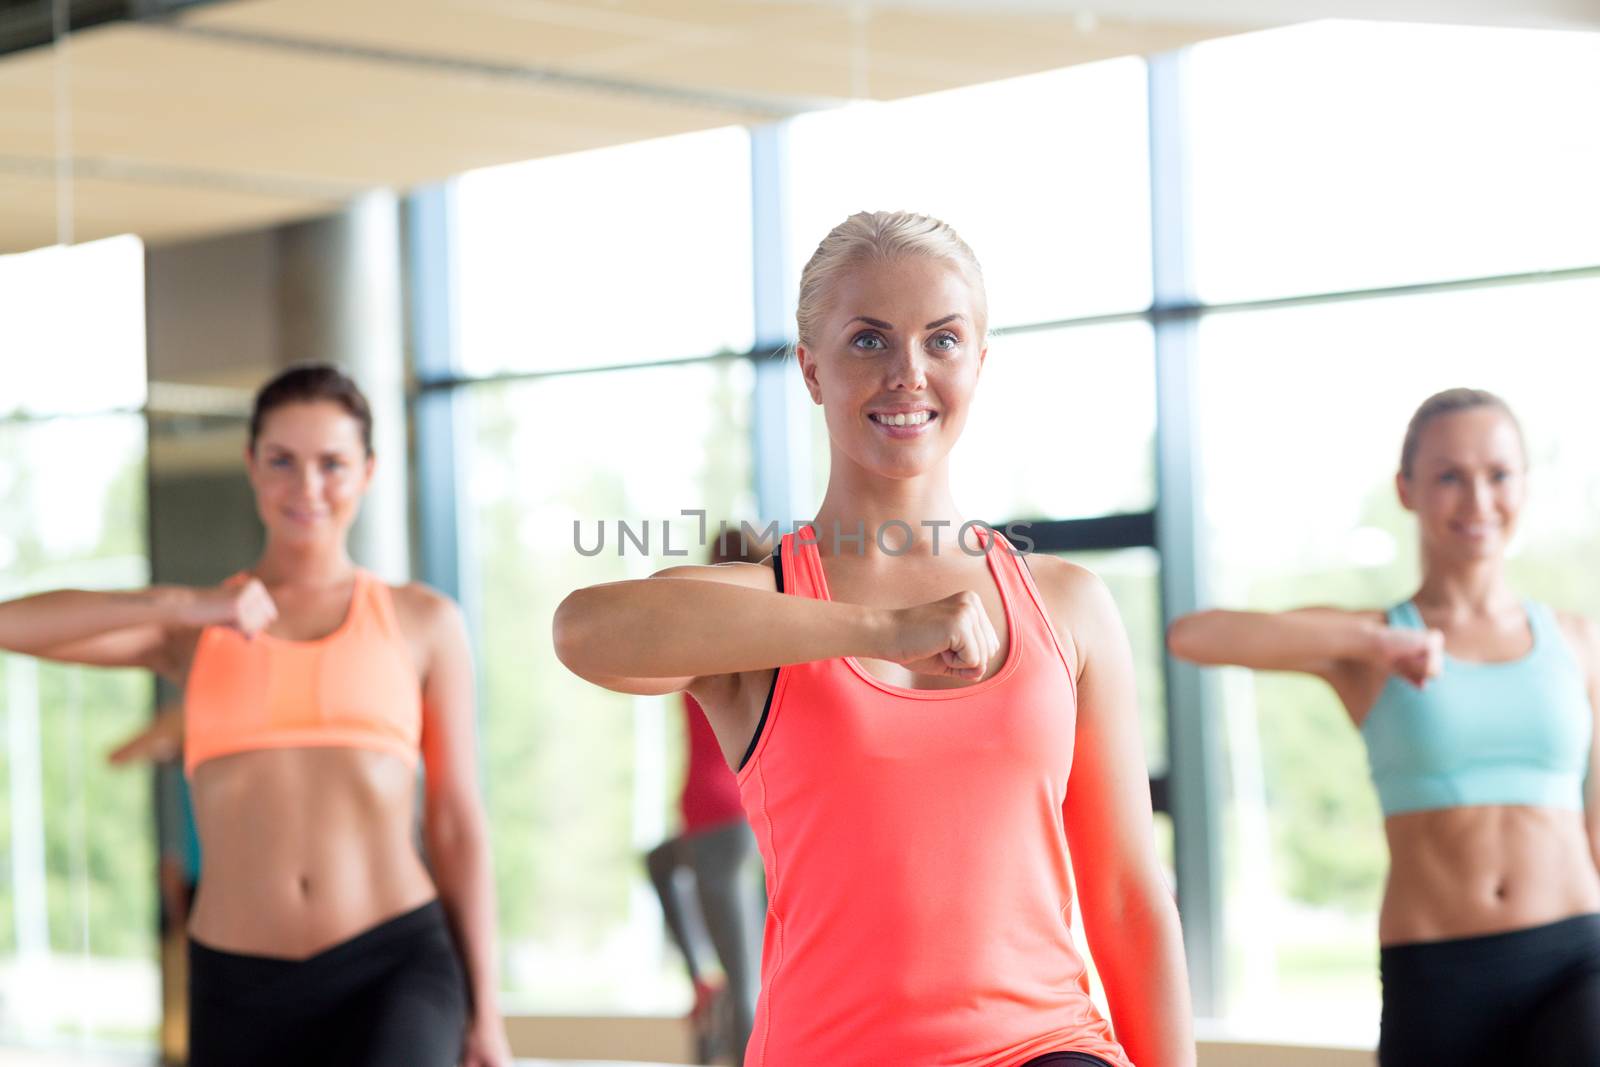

{"left": 551, "top": 588, "right": 598, "bottom": 677}
{"left": 1165, "top": 613, "right": 1205, "bottom": 662}
{"left": 1167, "top": 610, "right": 1233, "bottom": 666}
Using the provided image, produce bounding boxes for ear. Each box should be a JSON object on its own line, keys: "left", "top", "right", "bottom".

{"left": 796, "top": 344, "right": 824, "bottom": 405}
{"left": 977, "top": 342, "right": 988, "bottom": 375}
{"left": 361, "top": 452, "right": 377, "bottom": 489}
{"left": 1395, "top": 470, "right": 1415, "bottom": 512}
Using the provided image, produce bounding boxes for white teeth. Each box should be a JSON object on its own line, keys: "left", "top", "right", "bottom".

{"left": 875, "top": 411, "right": 931, "bottom": 427}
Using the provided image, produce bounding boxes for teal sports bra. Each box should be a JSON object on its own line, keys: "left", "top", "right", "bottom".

{"left": 1360, "top": 600, "right": 1593, "bottom": 817}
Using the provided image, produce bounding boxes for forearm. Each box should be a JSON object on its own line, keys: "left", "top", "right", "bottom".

{"left": 0, "top": 587, "right": 189, "bottom": 655}
{"left": 554, "top": 578, "right": 888, "bottom": 681}
{"left": 427, "top": 812, "right": 503, "bottom": 1020}
{"left": 1167, "top": 609, "right": 1379, "bottom": 672}
{"left": 1090, "top": 886, "right": 1195, "bottom": 1067}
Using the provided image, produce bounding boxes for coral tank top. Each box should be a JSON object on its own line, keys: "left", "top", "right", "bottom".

{"left": 736, "top": 526, "right": 1131, "bottom": 1067}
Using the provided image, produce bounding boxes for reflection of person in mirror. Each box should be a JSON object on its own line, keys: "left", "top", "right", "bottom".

{"left": 643, "top": 532, "right": 767, "bottom": 1065}
{"left": 0, "top": 363, "right": 510, "bottom": 1067}
{"left": 558, "top": 211, "right": 1192, "bottom": 1067}
{"left": 1169, "top": 388, "right": 1600, "bottom": 1066}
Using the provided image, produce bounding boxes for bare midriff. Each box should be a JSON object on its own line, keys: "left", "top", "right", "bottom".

{"left": 188, "top": 747, "right": 435, "bottom": 958}
{"left": 1380, "top": 804, "right": 1600, "bottom": 945}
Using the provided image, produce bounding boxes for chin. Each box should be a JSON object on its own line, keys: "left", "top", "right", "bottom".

{"left": 1444, "top": 538, "right": 1502, "bottom": 563}
{"left": 271, "top": 521, "right": 334, "bottom": 546}
{"left": 870, "top": 457, "right": 939, "bottom": 482}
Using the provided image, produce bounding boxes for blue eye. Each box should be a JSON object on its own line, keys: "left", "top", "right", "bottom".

{"left": 269, "top": 456, "right": 292, "bottom": 469}
{"left": 852, "top": 331, "right": 886, "bottom": 351}
{"left": 930, "top": 332, "right": 959, "bottom": 352}
{"left": 322, "top": 459, "right": 346, "bottom": 473}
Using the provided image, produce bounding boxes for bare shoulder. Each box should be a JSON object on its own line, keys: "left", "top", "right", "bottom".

{"left": 1012, "top": 554, "right": 1110, "bottom": 671}
{"left": 652, "top": 557, "right": 778, "bottom": 593}
{"left": 387, "top": 580, "right": 465, "bottom": 644}
{"left": 1553, "top": 608, "right": 1600, "bottom": 669}
{"left": 1017, "top": 554, "right": 1113, "bottom": 622}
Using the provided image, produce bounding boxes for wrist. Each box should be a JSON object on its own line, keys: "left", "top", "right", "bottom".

{"left": 1353, "top": 618, "right": 1389, "bottom": 665}
{"left": 853, "top": 604, "right": 898, "bottom": 661}
{"left": 152, "top": 586, "right": 199, "bottom": 627}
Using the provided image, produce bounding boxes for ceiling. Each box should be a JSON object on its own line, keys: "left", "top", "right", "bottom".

{"left": 0, "top": 0, "right": 1594, "bottom": 252}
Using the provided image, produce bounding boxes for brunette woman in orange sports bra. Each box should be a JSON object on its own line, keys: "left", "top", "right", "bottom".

{"left": 0, "top": 365, "right": 510, "bottom": 1067}
{"left": 556, "top": 212, "right": 1194, "bottom": 1067}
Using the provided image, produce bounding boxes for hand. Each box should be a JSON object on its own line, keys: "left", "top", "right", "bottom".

{"left": 179, "top": 578, "right": 278, "bottom": 638}
{"left": 1376, "top": 626, "right": 1444, "bottom": 688}
{"left": 459, "top": 1014, "right": 512, "bottom": 1067}
{"left": 108, "top": 706, "right": 184, "bottom": 765}
{"left": 882, "top": 590, "right": 1001, "bottom": 681}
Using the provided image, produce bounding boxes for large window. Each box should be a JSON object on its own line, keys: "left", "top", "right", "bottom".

{"left": 462, "top": 362, "right": 755, "bottom": 1011}
{"left": 1189, "top": 22, "right": 1600, "bottom": 303}
{"left": 0, "top": 237, "right": 148, "bottom": 416}
{"left": 455, "top": 128, "right": 754, "bottom": 376}
{"left": 0, "top": 239, "right": 157, "bottom": 1049}
{"left": 1189, "top": 21, "right": 1600, "bottom": 1041}
{"left": 788, "top": 59, "right": 1152, "bottom": 328}
{"left": 450, "top": 124, "right": 763, "bottom": 1011}
{"left": 953, "top": 322, "right": 1155, "bottom": 523}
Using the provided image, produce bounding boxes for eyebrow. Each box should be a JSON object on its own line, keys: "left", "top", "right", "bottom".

{"left": 263, "top": 445, "right": 352, "bottom": 459}
{"left": 847, "top": 313, "right": 968, "bottom": 331}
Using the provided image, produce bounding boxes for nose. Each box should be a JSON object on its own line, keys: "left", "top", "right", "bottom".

{"left": 295, "top": 462, "right": 323, "bottom": 497}
{"left": 1463, "top": 475, "right": 1494, "bottom": 516}
{"left": 885, "top": 342, "right": 928, "bottom": 392}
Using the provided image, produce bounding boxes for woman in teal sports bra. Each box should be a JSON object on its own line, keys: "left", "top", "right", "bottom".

{"left": 1168, "top": 388, "right": 1600, "bottom": 1066}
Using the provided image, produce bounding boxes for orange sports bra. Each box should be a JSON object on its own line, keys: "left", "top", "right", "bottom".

{"left": 183, "top": 569, "right": 422, "bottom": 777}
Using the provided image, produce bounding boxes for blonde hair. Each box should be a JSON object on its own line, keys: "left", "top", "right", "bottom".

{"left": 1399, "top": 387, "right": 1525, "bottom": 477}
{"left": 795, "top": 211, "right": 986, "bottom": 349}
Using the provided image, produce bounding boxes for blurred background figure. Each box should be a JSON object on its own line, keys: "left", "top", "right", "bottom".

{"left": 643, "top": 531, "right": 767, "bottom": 1065}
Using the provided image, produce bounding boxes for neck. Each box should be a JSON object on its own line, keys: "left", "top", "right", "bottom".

{"left": 253, "top": 538, "right": 357, "bottom": 587}
{"left": 1414, "top": 554, "right": 1516, "bottom": 617}
{"left": 811, "top": 457, "right": 966, "bottom": 560}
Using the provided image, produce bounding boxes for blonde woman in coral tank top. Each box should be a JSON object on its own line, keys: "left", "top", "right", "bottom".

{"left": 556, "top": 211, "right": 1194, "bottom": 1066}
{"left": 0, "top": 364, "right": 509, "bottom": 1067}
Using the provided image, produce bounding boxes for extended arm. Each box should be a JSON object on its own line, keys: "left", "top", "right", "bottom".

{"left": 1166, "top": 607, "right": 1384, "bottom": 675}
{"left": 554, "top": 563, "right": 999, "bottom": 695}
{"left": 0, "top": 580, "right": 275, "bottom": 681}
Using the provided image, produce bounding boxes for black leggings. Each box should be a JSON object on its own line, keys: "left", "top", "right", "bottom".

{"left": 1379, "top": 912, "right": 1600, "bottom": 1067}
{"left": 1022, "top": 1055, "right": 1114, "bottom": 1066}
{"left": 188, "top": 900, "right": 468, "bottom": 1067}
